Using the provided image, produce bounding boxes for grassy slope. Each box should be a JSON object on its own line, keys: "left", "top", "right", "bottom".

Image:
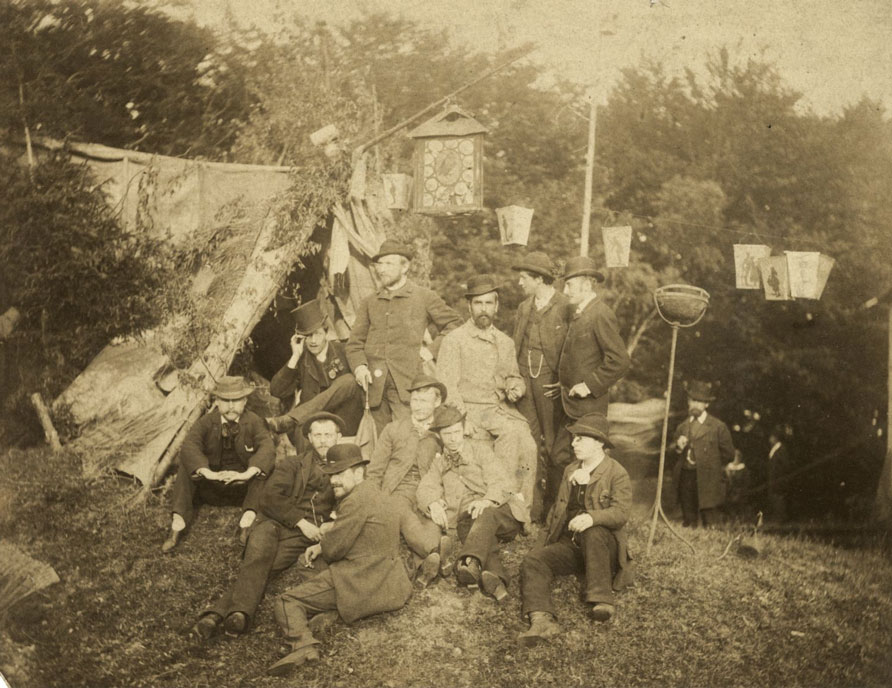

{"left": 2, "top": 446, "right": 891, "bottom": 688}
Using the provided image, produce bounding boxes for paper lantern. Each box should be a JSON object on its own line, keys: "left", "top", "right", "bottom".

{"left": 382, "top": 174, "right": 412, "bottom": 210}
{"left": 407, "top": 105, "right": 487, "bottom": 214}
{"left": 496, "top": 205, "right": 533, "bottom": 246}
{"left": 602, "top": 226, "right": 632, "bottom": 267}
{"left": 733, "top": 244, "right": 771, "bottom": 289}
{"left": 758, "top": 256, "right": 791, "bottom": 301}
{"left": 785, "top": 251, "right": 835, "bottom": 300}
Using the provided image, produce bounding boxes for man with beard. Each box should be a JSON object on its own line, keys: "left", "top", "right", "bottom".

{"left": 161, "top": 376, "right": 275, "bottom": 552}
{"left": 346, "top": 240, "right": 461, "bottom": 432}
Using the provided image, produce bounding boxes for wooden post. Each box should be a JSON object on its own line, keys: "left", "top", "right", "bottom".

{"left": 30, "top": 393, "right": 62, "bottom": 452}
{"left": 580, "top": 91, "right": 597, "bottom": 257}
{"left": 874, "top": 305, "right": 892, "bottom": 522}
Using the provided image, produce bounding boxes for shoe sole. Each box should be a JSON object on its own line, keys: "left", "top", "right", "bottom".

{"left": 480, "top": 571, "right": 509, "bottom": 602}
{"left": 267, "top": 648, "right": 319, "bottom": 676}
{"left": 590, "top": 608, "right": 614, "bottom": 622}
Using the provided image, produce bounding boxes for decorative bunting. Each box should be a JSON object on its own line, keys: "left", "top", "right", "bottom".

{"left": 602, "top": 226, "right": 632, "bottom": 267}
{"left": 785, "top": 251, "right": 835, "bottom": 300}
{"left": 733, "top": 244, "right": 771, "bottom": 289}
{"left": 382, "top": 174, "right": 412, "bottom": 210}
{"left": 496, "top": 205, "right": 534, "bottom": 246}
{"left": 759, "top": 256, "right": 791, "bottom": 301}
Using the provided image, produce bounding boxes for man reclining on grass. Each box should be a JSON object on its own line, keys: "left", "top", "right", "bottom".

{"left": 518, "top": 412, "right": 634, "bottom": 645}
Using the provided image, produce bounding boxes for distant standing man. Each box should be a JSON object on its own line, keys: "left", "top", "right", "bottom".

{"left": 346, "top": 239, "right": 461, "bottom": 431}
{"left": 672, "top": 381, "right": 735, "bottom": 527}
{"left": 511, "top": 251, "right": 571, "bottom": 520}
{"left": 547, "top": 256, "right": 631, "bottom": 508}
{"left": 766, "top": 424, "right": 792, "bottom": 523}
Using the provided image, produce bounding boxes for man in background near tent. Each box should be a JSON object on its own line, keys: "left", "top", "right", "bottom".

{"left": 366, "top": 374, "right": 450, "bottom": 586}
{"left": 161, "top": 376, "right": 275, "bottom": 553}
{"left": 547, "top": 256, "right": 630, "bottom": 513}
{"left": 268, "top": 443, "right": 412, "bottom": 677}
{"left": 672, "top": 381, "right": 736, "bottom": 527}
{"left": 266, "top": 299, "right": 364, "bottom": 451}
{"left": 518, "top": 413, "right": 633, "bottom": 645}
{"left": 511, "top": 251, "right": 572, "bottom": 522}
{"left": 766, "top": 424, "right": 793, "bottom": 523}
{"left": 189, "top": 411, "right": 341, "bottom": 640}
{"left": 435, "top": 274, "right": 538, "bottom": 509}
{"left": 346, "top": 239, "right": 461, "bottom": 432}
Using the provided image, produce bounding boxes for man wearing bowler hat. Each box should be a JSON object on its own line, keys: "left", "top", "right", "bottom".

{"left": 161, "top": 376, "right": 275, "bottom": 552}
{"left": 546, "top": 256, "right": 630, "bottom": 511}
{"left": 512, "top": 251, "right": 572, "bottom": 521}
{"left": 268, "top": 443, "right": 412, "bottom": 676}
{"left": 346, "top": 239, "right": 461, "bottom": 432}
{"left": 267, "top": 299, "right": 364, "bottom": 449}
{"left": 518, "top": 413, "right": 633, "bottom": 645}
{"left": 672, "top": 381, "right": 735, "bottom": 527}
{"left": 435, "top": 274, "right": 538, "bottom": 508}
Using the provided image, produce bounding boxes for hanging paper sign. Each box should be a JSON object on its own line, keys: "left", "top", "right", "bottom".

{"left": 602, "top": 226, "right": 632, "bottom": 267}
{"left": 758, "top": 256, "right": 791, "bottom": 301}
{"left": 785, "top": 251, "right": 834, "bottom": 299}
{"left": 733, "top": 244, "right": 771, "bottom": 289}
{"left": 496, "top": 205, "right": 534, "bottom": 246}
{"left": 813, "top": 254, "right": 835, "bottom": 300}
{"left": 382, "top": 174, "right": 412, "bottom": 210}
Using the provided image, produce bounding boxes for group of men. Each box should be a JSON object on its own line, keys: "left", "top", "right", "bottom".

{"left": 160, "top": 239, "right": 647, "bottom": 675}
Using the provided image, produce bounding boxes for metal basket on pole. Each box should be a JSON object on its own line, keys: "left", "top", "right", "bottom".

{"left": 646, "top": 284, "right": 710, "bottom": 555}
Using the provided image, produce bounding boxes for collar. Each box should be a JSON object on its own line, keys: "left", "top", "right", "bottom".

{"left": 468, "top": 322, "right": 497, "bottom": 343}
{"left": 314, "top": 340, "right": 330, "bottom": 363}
{"left": 384, "top": 276, "right": 409, "bottom": 294}
{"left": 579, "top": 454, "right": 606, "bottom": 475}
{"left": 574, "top": 293, "right": 597, "bottom": 315}
{"left": 693, "top": 411, "right": 708, "bottom": 424}
{"left": 412, "top": 417, "right": 432, "bottom": 434}
{"left": 534, "top": 286, "right": 556, "bottom": 310}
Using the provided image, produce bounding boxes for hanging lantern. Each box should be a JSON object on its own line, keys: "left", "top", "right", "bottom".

{"left": 382, "top": 174, "right": 413, "bottom": 210}
{"left": 496, "top": 205, "right": 533, "bottom": 246}
{"left": 602, "top": 226, "right": 632, "bottom": 268}
{"left": 758, "top": 256, "right": 791, "bottom": 301}
{"left": 407, "top": 105, "right": 487, "bottom": 214}
{"left": 785, "top": 251, "right": 835, "bottom": 300}
{"left": 733, "top": 244, "right": 771, "bottom": 289}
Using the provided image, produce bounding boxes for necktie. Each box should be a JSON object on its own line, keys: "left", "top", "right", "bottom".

{"left": 222, "top": 421, "right": 239, "bottom": 449}
{"left": 443, "top": 449, "right": 462, "bottom": 470}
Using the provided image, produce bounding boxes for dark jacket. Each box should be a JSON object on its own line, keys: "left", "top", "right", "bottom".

{"left": 672, "top": 414, "right": 736, "bottom": 509}
{"left": 366, "top": 417, "right": 439, "bottom": 497}
{"left": 269, "top": 340, "right": 352, "bottom": 405}
{"left": 767, "top": 442, "right": 791, "bottom": 497}
{"left": 179, "top": 408, "right": 275, "bottom": 478}
{"left": 512, "top": 291, "right": 572, "bottom": 373}
{"left": 259, "top": 449, "right": 336, "bottom": 529}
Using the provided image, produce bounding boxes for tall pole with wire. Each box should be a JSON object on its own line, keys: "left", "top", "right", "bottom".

{"left": 580, "top": 91, "right": 597, "bottom": 257}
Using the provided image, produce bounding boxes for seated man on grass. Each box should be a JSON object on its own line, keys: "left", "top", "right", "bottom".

{"left": 518, "top": 412, "right": 633, "bottom": 646}
{"left": 162, "top": 376, "right": 275, "bottom": 553}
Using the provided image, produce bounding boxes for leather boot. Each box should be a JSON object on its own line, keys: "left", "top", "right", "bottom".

{"left": 267, "top": 633, "right": 320, "bottom": 676}
{"left": 517, "top": 611, "right": 561, "bottom": 647}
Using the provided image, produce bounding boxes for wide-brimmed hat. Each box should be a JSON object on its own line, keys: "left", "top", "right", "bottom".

{"left": 212, "top": 376, "right": 254, "bottom": 400}
{"left": 290, "top": 299, "right": 326, "bottom": 335}
{"left": 464, "top": 274, "right": 501, "bottom": 298}
{"left": 320, "top": 443, "right": 368, "bottom": 474}
{"left": 372, "top": 239, "right": 414, "bottom": 262}
{"left": 686, "top": 380, "right": 716, "bottom": 402}
{"left": 511, "top": 251, "right": 555, "bottom": 280}
{"left": 302, "top": 411, "right": 346, "bottom": 437}
{"left": 407, "top": 373, "right": 447, "bottom": 402}
{"left": 429, "top": 405, "right": 466, "bottom": 432}
{"left": 563, "top": 256, "right": 605, "bottom": 282}
{"left": 566, "top": 413, "right": 613, "bottom": 449}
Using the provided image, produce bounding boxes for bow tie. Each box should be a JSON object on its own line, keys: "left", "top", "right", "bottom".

{"left": 443, "top": 449, "right": 463, "bottom": 470}
{"left": 222, "top": 421, "right": 239, "bottom": 448}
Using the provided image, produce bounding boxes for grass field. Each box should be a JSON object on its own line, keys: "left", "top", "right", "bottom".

{"left": 2, "top": 446, "right": 892, "bottom": 688}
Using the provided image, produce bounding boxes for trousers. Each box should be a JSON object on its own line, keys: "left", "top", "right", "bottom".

{"left": 170, "top": 465, "right": 264, "bottom": 525}
{"left": 392, "top": 493, "right": 441, "bottom": 566}
{"left": 516, "top": 369, "right": 559, "bottom": 521}
{"left": 275, "top": 569, "right": 339, "bottom": 640}
{"left": 370, "top": 371, "right": 411, "bottom": 434}
{"left": 457, "top": 503, "right": 522, "bottom": 585}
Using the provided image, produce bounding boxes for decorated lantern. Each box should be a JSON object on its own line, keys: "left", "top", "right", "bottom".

{"left": 407, "top": 105, "right": 487, "bottom": 214}
{"left": 733, "top": 244, "right": 771, "bottom": 289}
{"left": 496, "top": 205, "right": 533, "bottom": 246}
{"left": 602, "top": 226, "right": 633, "bottom": 268}
{"left": 758, "top": 256, "right": 791, "bottom": 301}
{"left": 382, "top": 173, "right": 413, "bottom": 210}
{"left": 785, "top": 251, "right": 835, "bottom": 300}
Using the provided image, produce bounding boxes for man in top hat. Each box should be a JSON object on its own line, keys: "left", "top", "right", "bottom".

{"left": 512, "top": 251, "right": 572, "bottom": 521}
{"left": 267, "top": 299, "right": 364, "bottom": 449}
{"left": 162, "top": 376, "right": 275, "bottom": 552}
{"left": 189, "top": 411, "right": 341, "bottom": 640}
{"left": 435, "top": 274, "right": 538, "bottom": 508}
{"left": 417, "top": 405, "right": 530, "bottom": 601}
{"left": 672, "top": 381, "right": 735, "bottom": 527}
{"left": 366, "top": 373, "right": 450, "bottom": 585}
{"left": 268, "top": 443, "right": 412, "bottom": 676}
{"left": 346, "top": 239, "right": 461, "bottom": 432}
{"left": 547, "top": 256, "right": 630, "bottom": 511}
{"left": 518, "top": 413, "right": 633, "bottom": 645}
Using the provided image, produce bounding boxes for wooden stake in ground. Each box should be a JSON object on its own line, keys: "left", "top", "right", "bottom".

{"left": 30, "top": 393, "right": 62, "bottom": 452}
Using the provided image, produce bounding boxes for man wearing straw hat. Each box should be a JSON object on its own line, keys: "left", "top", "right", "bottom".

{"left": 346, "top": 239, "right": 461, "bottom": 432}
{"left": 512, "top": 251, "right": 572, "bottom": 521}
{"left": 266, "top": 299, "right": 364, "bottom": 449}
{"left": 161, "top": 376, "right": 275, "bottom": 553}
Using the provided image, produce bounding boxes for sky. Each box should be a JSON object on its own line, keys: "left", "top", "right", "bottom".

{"left": 182, "top": 0, "right": 892, "bottom": 116}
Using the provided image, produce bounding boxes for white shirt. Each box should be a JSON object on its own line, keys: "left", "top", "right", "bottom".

{"left": 534, "top": 286, "right": 556, "bottom": 311}
{"left": 314, "top": 340, "right": 330, "bottom": 364}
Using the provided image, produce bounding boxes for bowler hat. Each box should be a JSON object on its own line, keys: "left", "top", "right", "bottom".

{"left": 372, "top": 239, "right": 414, "bottom": 262}
{"left": 566, "top": 413, "right": 613, "bottom": 449}
{"left": 407, "top": 373, "right": 448, "bottom": 402}
{"left": 464, "top": 274, "right": 501, "bottom": 298}
{"left": 212, "top": 376, "right": 254, "bottom": 401}
{"left": 290, "top": 299, "right": 326, "bottom": 335}
{"left": 686, "top": 380, "right": 716, "bottom": 402}
{"left": 429, "top": 405, "right": 466, "bottom": 432}
{"left": 511, "top": 251, "right": 555, "bottom": 280}
{"left": 302, "top": 411, "right": 346, "bottom": 437}
{"left": 563, "top": 256, "right": 605, "bottom": 282}
{"left": 320, "top": 443, "right": 368, "bottom": 474}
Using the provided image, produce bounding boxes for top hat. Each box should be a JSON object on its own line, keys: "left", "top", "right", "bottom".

{"left": 686, "top": 380, "right": 716, "bottom": 402}
{"left": 212, "top": 376, "right": 254, "bottom": 401}
{"left": 464, "top": 274, "right": 501, "bottom": 298}
{"left": 320, "top": 443, "right": 368, "bottom": 474}
{"left": 566, "top": 412, "right": 613, "bottom": 449}
{"left": 407, "top": 373, "right": 448, "bottom": 402}
{"left": 291, "top": 299, "right": 327, "bottom": 335}
{"left": 302, "top": 411, "right": 347, "bottom": 437}
{"left": 563, "top": 256, "right": 605, "bottom": 282}
{"left": 511, "top": 251, "right": 555, "bottom": 280}
{"left": 429, "top": 405, "right": 466, "bottom": 432}
{"left": 372, "top": 239, "right": 414, "bottom": 262}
